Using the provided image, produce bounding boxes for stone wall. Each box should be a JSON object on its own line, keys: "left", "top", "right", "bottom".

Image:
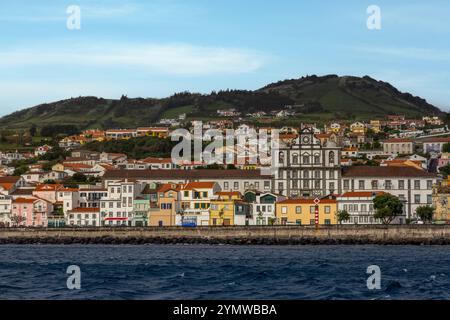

{"left": 1, "top": 226, "right": 449, "bottom": 245}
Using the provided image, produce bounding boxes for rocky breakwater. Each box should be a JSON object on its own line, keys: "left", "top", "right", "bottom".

{"left": 0, "top": 225, "right": 449, "bottom": 245}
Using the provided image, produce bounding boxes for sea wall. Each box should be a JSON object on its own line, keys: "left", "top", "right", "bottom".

{"left": 1, "top": 225, "right": 450, "bottom": 245}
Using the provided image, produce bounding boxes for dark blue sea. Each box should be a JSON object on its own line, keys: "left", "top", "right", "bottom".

{"left": 0, "top": 245, "right": 449, "bottom": 300}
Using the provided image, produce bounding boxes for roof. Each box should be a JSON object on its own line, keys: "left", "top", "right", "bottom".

{"left": 35, "top": 184, "right": 64, "bottom": 192}
{"left": 68, "top": 207, "right": 100, "bottom": 213}
{"left": 383, "top": 138, "right": 414, "bottom": 143}
{"left": 277, "top": 199, "right": 337, "bottom": 205}
{"left": 13, "top": 197, "right": 37, "bottom": 204}
{"left": 342, "top": 166, "right": 436, "bottom": 178}
{"left": 62, "top": 163, "right": 93, "bottom": 169}
{"left": 0, "top": 176, "right": 20, "bottom": 183}
{"left": 103, "top": 169, "right": 270, "bottom": 180}
{"left": 422, "top": 137, "right": 450, "bottom": 143}
{"left": 10, "top": 188, "right": 34, "bottom": 196}
{"left": 142, "top": 157, "right": 172, "bottom": 164}
{"left": 157, "top": 183, "right": 181, "bottom": 193}
{"left": 183, "top": 182, "right": 216, "bottom": 190}
{"left": 339, "top": 192, "right": 385, "bottom": 198}
{"left": 216, "top": 191, "right": 241, "bottom": 196}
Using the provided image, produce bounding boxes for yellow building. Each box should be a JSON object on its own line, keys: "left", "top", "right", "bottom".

{"left": 209, "top": 192, "right": 250, "bottom": 226}
{"left": 369, "top": 120, "right": 382, "bottom": 133}
{"left": 149, "top": 183, "right": 180, "bottom": 227}
{"left": 350, "top": 122, "right": 367, "bottom": 135}
{"left": 275, "top": 199, "right": 338, "bottom": 226}
{"left": 432, "top": 183, "right": 450, "bottom": 223}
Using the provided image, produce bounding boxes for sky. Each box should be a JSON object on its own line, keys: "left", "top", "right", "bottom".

{"left": 1, "top": 0, "right": 450, "bottom": 116}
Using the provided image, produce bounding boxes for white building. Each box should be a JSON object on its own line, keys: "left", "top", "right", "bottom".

{"left": 274, "top": 127, "right": 341, "bottom": 197}
{"left": 245, "top": 191, "right": 286, "bottom": 226}
{"left": 0, "top": 194, "right": 12, "bottom": 227}
{"left": 100, "top": 180, "right": 144, "bottom": 226}
{"left": 337, "top": 191, "right": 405, "bottom": 225}
{"left": 67, "top": 208, "right": 101, "bottom": 227}
{"left": 341, "top": 166, "right": 438, "bottom": 219}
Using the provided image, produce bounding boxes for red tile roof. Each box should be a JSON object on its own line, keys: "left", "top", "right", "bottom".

{"left": 342, "top": 166, "right": 436, "bottom": 177}
{"left": 277, "top": 199, "right": 337, "bottom": 204}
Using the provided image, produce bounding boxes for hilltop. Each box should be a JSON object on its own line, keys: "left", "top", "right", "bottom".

{"left": 0, "top": 75, "right": 445, "bottom": 130}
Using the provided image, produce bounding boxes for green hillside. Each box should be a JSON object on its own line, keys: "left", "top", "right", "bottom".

{"left": 0, "top": 75, "right": 444, "bottom": 130}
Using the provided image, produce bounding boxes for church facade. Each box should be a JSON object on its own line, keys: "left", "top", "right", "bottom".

{"left": 273, "top": 127, "right": 342, "bottom": 198}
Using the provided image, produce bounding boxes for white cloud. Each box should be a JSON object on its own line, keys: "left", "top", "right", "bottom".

{"left": 0, "top": 43, "right": 267, "bottom": 76}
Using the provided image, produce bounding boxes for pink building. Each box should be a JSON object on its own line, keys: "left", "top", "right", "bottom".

{"left": 11, "top": 197, "right": 53, "bottom": 227}
{"left": 32, "top": 184, "right": 65, "bottom": 204}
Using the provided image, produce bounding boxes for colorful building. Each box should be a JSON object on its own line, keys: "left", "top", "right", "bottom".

{"left": 275, "top": 199, "right": 338, "bottom": 226}
{"left": 209, "top": 191, "right": 250, "bottom": 226}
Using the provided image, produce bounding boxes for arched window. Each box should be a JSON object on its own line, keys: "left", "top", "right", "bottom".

{"left": 314, "top": 154, "right": 320, "bottom": 164}
{"left": 303, "top": 153, "right": 310, "bottom": 164}
{"left": 292, "top": 153, "right": 299, "bottom": 165}
{"left": 329, "top": 151, "right": 335, "bottom": 165}
{"left": 279, "top": 152, "right": 284, "bottom": 163}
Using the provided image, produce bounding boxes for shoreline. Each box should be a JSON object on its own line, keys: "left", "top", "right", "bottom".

{"left": 1, "top": 225, "right": 450, "bottom": 245}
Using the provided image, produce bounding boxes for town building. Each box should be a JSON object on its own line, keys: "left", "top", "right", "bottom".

{"left": 244, "top": 191, "right": 286, "bottom": 226}
{"left": 66, "top": 207, "right": 101, "bottom": 227}
{"left": 275, "top": 198, "right": 338, "bottom": 225}
{"left": 176, "top": 182, "right": 221, "bottom": 227}
{"left": 341, "top": 166, "right": 438, "bottom": 219}
{"left": 335, "top": 191, "right": 406, "bottom": 225}
{"left": 421, "top": 137, "right": 450, "bottom": 154}
{"left": 274, "top": 127, "right": 341, "bottom": 198}
{"left": 382, "top": 138, "right": 414, "bottom": 155}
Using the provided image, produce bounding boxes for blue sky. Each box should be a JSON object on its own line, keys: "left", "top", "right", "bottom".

{"left": 1, "top": 0, "right": 450, "bottom": 116}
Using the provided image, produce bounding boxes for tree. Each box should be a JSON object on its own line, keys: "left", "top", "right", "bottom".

{"left": 336, "top": 210, "right": 350, "bottom": 224}
{"left": 416, "top": 206, "right": 434, "bottom": 223}
{"left": 373, "top": 194, "right": 404, "bottom": 225}
{"left": 29, "top": 124, "right": 37, "bottom": 137}
{"left": 443, "top": 143, "right": 450, "bottom": 153}
{"left": 439, "top": 164, "right": 450, "bottom": 178}
{"left": 10, "top": 214, "right": 25, "bottom": 227}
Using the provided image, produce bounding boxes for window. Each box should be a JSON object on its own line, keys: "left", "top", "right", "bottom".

{"left": 343, "top": 180, "right": 350, "bottom": 190}
{"left": 324, "top": 219, "right": 331, "bottom": 225}
{"left": 310, "top": 206, "right": 315, "bottom": 214}
{"left": 399, "top": 180, "right": 405, "bottom": 190}
{"left": 427, "top": 180, "right": 433, "bottom": 189}
{"left": 329, "top": 182, "right": 335, "bottom": 193}
{"left": 224, "top": 182, "right": 229, "bottom": 190}
{"left": 427, "top": 195, "right": 432, "bottom": 204}
{"left": 203, "top": 192, "right": 208, "bottom": 198}
{"left": 371, "top": 180, "right": 378, "bottom": 190}
{"left": 296, "top": 206, "right": 302, "bottom": 214}
{"left": 414, "top": 195, "right": 421, "bottom": 204}
{"left": 264, "top": 181, "right": 270, "bottom": 190}
{"left": 329, "top": 152, "right": 335, "bottom": 165}
{"left": 414, "top": 180, "right": 421, "bottom": 190}
{"left": 292, "top": 154, "right": 299, "bottom": 165}
{"left": 314, "top": 171, "right": 320, "bottom": 179}
{"left": 359, "top": 180, "right": 365, "bottom": 190}
{"left": 314, "top": 155, "right": 320, "bottom": 164}
{"left": 281, "top": 206, "right": 287, "bottom": 214}
{"left": 385, "top": 180, "right": 392, "bottom": 190}
{"left": 296, "top": 219, "right": 302, "bottom": 225}
{"left": 184, "top": 191, "right": 189, "bottom": 197}
{"left": 234, "top": 182, "right": 239, "bottom": 190}
{"left": 302, "top": 154, "right": 310, "bottom": 164}
{"left": 325, "top": 206, "right": 331, "bottom": 214}
{"left": 315, "top": 180, "right": 320, "bottom": 189}
{"left": 310, "top": 219, "right": 315, "bottom": 225}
